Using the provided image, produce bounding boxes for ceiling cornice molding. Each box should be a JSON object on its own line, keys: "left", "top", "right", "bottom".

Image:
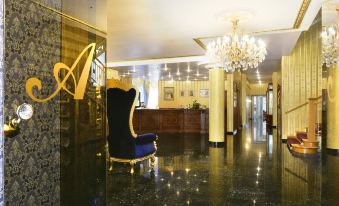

{"left": 293, "top": 0, "right": 312, "bottom": 29}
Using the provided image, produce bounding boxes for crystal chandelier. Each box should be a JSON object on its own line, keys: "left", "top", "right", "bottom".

{"left": 206, "top": 19, "right": 267, "bottom": 72}
{"left": 321, "top": 23, "right": 338, "bottom": 68}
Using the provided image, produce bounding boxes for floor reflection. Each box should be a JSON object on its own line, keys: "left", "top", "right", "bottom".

{"left": 107, "top": 121, "right": 339, "bottom": 205}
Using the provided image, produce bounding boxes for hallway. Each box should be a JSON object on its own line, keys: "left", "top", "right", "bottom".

{"left": 107, "top": 121, "right": 339, "bottom": 205}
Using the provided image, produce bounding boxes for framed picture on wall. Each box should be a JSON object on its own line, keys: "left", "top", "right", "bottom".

{"left": 189, "top": 90, "right": 194, "bottom": 97}
{"left": 164, "top": 87, "right": 174, "bottom": 101}
{"left": 180, "top": 90, "right": 185, "bottom": 97}
{"left": 200, "top": 89, "right": 209, "bottom": 97}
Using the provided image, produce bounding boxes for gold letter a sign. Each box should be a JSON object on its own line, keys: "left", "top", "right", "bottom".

{"left": 26, "top": 43, "right": 96, "bottom": 102}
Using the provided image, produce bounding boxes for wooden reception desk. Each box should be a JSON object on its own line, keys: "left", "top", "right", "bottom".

{"left": 133, "top": 109, "right": 209, "bottom": 133}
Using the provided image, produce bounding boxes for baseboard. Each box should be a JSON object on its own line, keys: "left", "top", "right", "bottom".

{"left": 209, "top": 141, "right": 225, "bottom": 148}
{"left": 326, "top": 148, "right": 339, "bottom": 156}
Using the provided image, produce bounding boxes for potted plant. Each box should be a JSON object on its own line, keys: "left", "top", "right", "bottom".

{"left": 192, "top": 100, "right": 201, "bottom": 109}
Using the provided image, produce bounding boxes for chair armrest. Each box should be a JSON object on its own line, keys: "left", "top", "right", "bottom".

{"left": 135, "top": 133, "right": 158, "bottom": 144}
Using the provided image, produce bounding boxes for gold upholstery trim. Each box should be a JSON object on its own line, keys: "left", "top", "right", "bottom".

{"left": 106, "top": 79, "right": 138, "bottom": 138}
{"left": 109, "top": 151, "right": 156, "bottom": 164}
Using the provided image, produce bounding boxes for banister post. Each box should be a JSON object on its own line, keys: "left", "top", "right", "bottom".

{"left": 307, "top": 98, "right": 317, "bottom": 141}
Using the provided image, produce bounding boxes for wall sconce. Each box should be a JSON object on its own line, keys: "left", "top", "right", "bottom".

{"left": 4, "top": 103, "right": 34, "bottom": 138}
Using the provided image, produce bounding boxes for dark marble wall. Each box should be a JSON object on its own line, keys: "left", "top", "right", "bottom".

{"left": 3, "top": 0, "right": 107, "bottom": 205}
{"left": 0, "top": 0, "right": 4, "bottom": 204}
{"left": 4, "top": 0, "right": 61, "bottom": 205}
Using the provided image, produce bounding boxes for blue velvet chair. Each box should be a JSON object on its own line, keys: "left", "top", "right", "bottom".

{"left": 106, "top": 80, "right": 157, "bottom": 174}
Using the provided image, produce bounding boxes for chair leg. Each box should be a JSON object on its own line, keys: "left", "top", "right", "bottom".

{"left": 150, "top": 154, "right": 156, "bottom": 168}
{"left": 130, "top": 161, "right": 135, "bottom": 174}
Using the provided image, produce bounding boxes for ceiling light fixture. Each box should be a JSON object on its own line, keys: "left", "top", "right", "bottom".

{"left": 163, "top": 63, "right": 168, "bottom": 71}
{"left": 206, "top": 13, "right": 267, "bottom": 72}
{"left": 176, "top": 64, "right": 181, "bottom": 76}
{"left": 196, "top": 68, "right": 200, "bottom": 77}
{"left": 186, "top": 63, "right": 191, "bottom": 73}
{"left": 322, "top": 22, "right": 338, "bottom": 67}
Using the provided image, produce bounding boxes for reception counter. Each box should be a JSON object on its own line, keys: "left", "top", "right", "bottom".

{"left": 133, "top": 109, "right": 209, "bottom": 133}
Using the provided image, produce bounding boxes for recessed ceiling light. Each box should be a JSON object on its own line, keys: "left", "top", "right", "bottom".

{"left": 176, "top": 65, "right": 181, "bottom": 76}
{"left": 196, "top": 68, "right": 200, "bottom": 76}
{"left": 163, "top": 63, "right": 168, "bottom": 71}
{"left": 187, "top": 62, "right": 191, "bottom": 73}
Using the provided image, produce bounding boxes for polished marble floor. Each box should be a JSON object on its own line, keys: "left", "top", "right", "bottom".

{"left": 106, "top": 120, "right": 339, "bottom": 206}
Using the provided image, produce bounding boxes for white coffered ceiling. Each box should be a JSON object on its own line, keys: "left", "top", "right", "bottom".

{"left": 62, "top": 0, "right": 323, "bottom": 83}
{"left": 107, "top": 0, "right": 322, "bottom": 62}
{"left": 106, "top": 0, "right": 322, "bottom": 82}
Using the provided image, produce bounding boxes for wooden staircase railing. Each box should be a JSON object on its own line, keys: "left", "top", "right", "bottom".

{"left": 285, "top": 96, "right": 321, "bottom": 155}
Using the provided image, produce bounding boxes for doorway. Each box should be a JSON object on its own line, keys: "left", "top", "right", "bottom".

{"left": 252, "top": 96, "right": 267, "bottom": 122}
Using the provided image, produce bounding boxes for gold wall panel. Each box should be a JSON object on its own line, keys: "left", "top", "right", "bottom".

{"left": 281, "top": 12, "right": 322, "bottom": 139}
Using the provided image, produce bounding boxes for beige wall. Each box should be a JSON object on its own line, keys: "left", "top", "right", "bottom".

{"left": 107, "top": 68, "right": 120, "bottom": 80}
{"left": 281, "top": 13, "right": 322, "bottom": 139}
{"left": 272, "top": 72, "right": 278, "bottom": 126}
{"left": 248, "top": 83, "right": 268, "bottom": 96}
{"left": 158, "top": 80, "right": 209, "bottom": 108}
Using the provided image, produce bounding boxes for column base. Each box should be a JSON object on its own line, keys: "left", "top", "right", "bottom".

{"left": 209, "top": 141, "right": 225, "bottom": 148}
{"left": 326, "top": 148, "right": 339, "bottom": 156}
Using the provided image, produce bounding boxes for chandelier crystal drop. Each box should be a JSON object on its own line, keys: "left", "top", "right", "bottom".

{"left": 321, "top": 23, "right": 338, "bottom": 68}
{"left": 206, "top": 20, "right": 267, "bottom": 72}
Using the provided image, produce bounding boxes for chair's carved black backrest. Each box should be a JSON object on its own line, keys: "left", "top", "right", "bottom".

{"left": 107, "top": 87, "right": 137, "bottom": 158}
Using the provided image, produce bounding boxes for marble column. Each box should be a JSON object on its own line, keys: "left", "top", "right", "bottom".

{"left": 209, "top": 68, "right": 225, "bottom": 146}
{"left": 327, "top": 64, "right": 339, "bottom": 153}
